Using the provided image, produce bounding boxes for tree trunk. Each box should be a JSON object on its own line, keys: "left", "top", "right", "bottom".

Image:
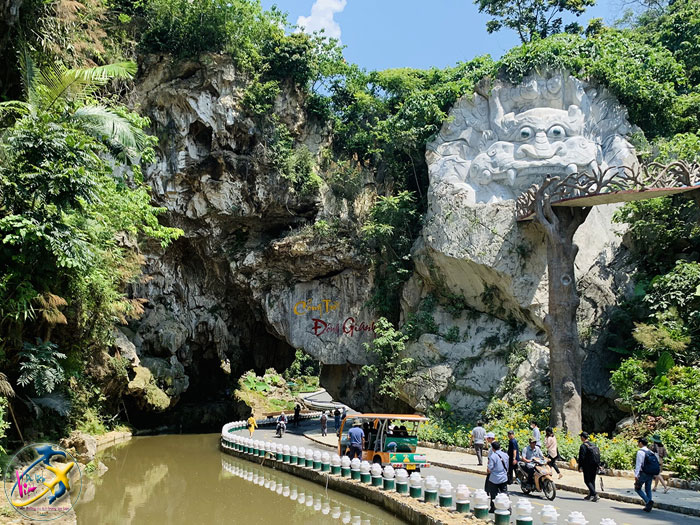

{"left": 543, "top": 211, "right": 587, "bottom": 435}
{"left": 533, "top": 182, "right": 590, "bottom": 435}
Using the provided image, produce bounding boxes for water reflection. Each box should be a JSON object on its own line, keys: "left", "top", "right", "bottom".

{"left": 222, "top": 456, "right": 385, "bottom": 525}
{"left": 74, "top": 434, "right": 403, "bottom": 525}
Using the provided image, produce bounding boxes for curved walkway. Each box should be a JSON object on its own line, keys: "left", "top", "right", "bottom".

{"left": 299, "top": 424, "right": 700, "bottom": 525}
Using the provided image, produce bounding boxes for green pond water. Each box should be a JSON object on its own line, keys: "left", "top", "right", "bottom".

{"left": 74, "top": 433, "right": 404, "bottom": 525}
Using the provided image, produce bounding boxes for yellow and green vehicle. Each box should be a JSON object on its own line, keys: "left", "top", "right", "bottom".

{"left": 338, "top": 414, "right": 430, "bottom": 470}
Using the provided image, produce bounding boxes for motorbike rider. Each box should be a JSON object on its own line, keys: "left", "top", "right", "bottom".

{"left": 521, "top": 437, "right": 545, "bottom": 488}
{"left": 276, "top": 412, "right": 287, "bottom": 434}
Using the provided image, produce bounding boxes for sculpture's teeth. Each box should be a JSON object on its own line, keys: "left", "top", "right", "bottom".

{"left": 507, "top": 169, "right": 517, "bottom": 185}
{"left": 566, "top": 163, "right": 578, "bottom": 175}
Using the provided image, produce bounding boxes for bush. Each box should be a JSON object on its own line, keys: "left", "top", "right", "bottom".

{"left": 360, "top": 317, "right": 414, "bottom": 399}
{"left": 139, "top": 0, "right": 284, "bottom": 69}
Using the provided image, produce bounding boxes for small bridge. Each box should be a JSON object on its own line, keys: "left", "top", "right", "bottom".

{"left": 516, "top": 161, "right": 700, "bottom": 221}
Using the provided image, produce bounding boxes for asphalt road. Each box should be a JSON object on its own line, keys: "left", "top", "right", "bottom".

{"left": 235, "top": 421, "right": 700, "bottom": 525}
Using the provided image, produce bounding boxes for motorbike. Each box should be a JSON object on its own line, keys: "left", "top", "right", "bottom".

{"left": 275, "top": 420, "right": 286, "bottom": 438}
{"left": 515, "top": 458, "right": 557, "bottom": 500}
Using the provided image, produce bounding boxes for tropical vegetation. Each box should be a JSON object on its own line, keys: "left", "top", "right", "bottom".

{"left": 0, "top": 0, "right": 698, "bottom": 480}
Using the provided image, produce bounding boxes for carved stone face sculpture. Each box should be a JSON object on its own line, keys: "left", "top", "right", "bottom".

{"left": 427, "top": 71, "right": 638, "bottom": 204}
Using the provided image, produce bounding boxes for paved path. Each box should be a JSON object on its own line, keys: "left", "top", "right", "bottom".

{"left": 238, "top": 421, "right": 700, "bottom": 525}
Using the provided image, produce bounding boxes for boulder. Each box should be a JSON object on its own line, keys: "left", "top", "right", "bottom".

{"left": 60, "top": 431, "right": 97, "bottom": 463}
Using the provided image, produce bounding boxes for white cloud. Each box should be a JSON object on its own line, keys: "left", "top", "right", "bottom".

{"left": 296, "top": 0, "right": 347, "bottom": 40}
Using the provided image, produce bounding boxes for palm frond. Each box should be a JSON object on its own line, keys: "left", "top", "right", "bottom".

{"left": 17, "top": 47, "right": 39, "bottom": 106}
{"left": 39, "top": 61, "right": 137, "bottom": 112}
{"left": 78, "top": 61, "right": 137, "bottom": 82}
{"left": 0, "top": 100, "right": 31, "bottom": 117}
{"left": 72, "top": 105, "right": 147, "bottom": 160}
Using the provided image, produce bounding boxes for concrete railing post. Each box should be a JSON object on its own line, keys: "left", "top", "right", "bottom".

{"left": 438, "top": 480, "right": 453, "bottom": 508}
{"left": 331, "top": 454, "right": 342, "bottom": 475}
{"left": 395, "top": 469, "right": 409, "bottom": 494}
{"left": 360, "top": 461, "right": 371, "bottom": 483}
{"left": 370, "top": 463, "right": 383, "bottom": 487}
{"left": 382, "top": 465, "right": 395, "bottom": 491}
{"left": 566, "top": 511, "right": 588, "bottom": 524}
{"left": 455, "top": 484, "right": 470, "bottom": 513}
{"left": 541, "top": 504, "right": 560, "bottom": 524}
{"left": 409, "top": 472, "right": 422, "bottom": 499}
{"left": 472, "top": 489, "right": 490, "bottom": 519}
{"left": 493, "top": 493, "right": 511, "bottom": 525}
{"left": 350, "top": 458, "right": 361, "bottom": 480}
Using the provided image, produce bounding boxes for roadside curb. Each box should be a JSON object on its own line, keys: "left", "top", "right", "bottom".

{"left": 304, "top": 432, "right": 700, "bottom": 518}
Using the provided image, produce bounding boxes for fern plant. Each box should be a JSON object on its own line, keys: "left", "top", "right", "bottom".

{"left": 17, "top": 338, "right": 66, "bottom": 396}
{"left": 0, "top": 49, "right": 145, "bottom": 161}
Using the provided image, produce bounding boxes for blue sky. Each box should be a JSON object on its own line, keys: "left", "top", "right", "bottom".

{"left": 261, "top": 0, "right": 625, "bottom": 71}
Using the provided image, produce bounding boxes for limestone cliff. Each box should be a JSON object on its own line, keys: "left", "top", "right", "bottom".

{"left": 118, "top": 54, "right": 381, "bottom": 428}
{"left": 122, "top": 60, "right": 631, "bottom": 430}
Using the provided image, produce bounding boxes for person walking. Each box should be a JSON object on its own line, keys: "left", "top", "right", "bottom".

{"left": 334, "top": 408, "right": 341, "bottom": 432}
{"left": 347, "top": 418, "right": 365, "bottom": 460}
{"left": 531, "top": 421, "right": 541, "bottom": 448}
{"left": 578, "top": 432, "right": 600, "bottom": 502}
{"left": 507, "top": 430, "right": 520, "bottom": 484}
{"left": 294, "top": 404, "right": 301, "bottom": 427}
{"left": 635, "top": 436, "right": 661, "bottom": 512}
{"left": 650, "top": 435, "right": 670, "bottom": 493}
{"left": 545, "top": 427, "right": 563, "bottom": 479}
{"left": 485, "top": 432, "right": 496, "bottom": 457}
{"left": 247, "top": 414, "right": 258, "bottom": 437}
{"left": 486, "top": 441, "right": 509, "bottom": 512}
{"left": 471, "top": 420, "right": 486, "bottom": 466}
{"left": 320, "top": 411, "right": 328, "bottom": 437}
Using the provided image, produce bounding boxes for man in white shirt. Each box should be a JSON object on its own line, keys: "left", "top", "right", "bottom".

{"left": 531, "top": 421, "right": 541, "bottom": 448}
{"left": 635, "top": 437, "right": 657, "bottom": 512}
{"left": 471, "top": 421, "right": 486, "bottom": 466}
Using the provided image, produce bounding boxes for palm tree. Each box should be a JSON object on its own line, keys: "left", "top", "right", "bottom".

{"left": 0, "top": 48, "right": 147, "bottom": 161}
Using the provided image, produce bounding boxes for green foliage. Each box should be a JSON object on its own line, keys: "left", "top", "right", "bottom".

{"left": 475, "top": 0, "right": 595, "bottom": 42}
{"left": 419, "top": 397, "right": 640, "bottom": 470}
{"left": 613, "top": 198, "right": 700, "bottom": 276}
{"left": 0, "top": 398, "right": 10, "bottom": 461}
{"left": 443, "top": 326, "right": 461, "bottom": 343}
{"left": 242, "top": 80, "right": 281, "bottom": 117}
{"left": 402, "top": 294, "right": 439, "bottom": 340}
{"left": 0, "top": 53, "right": 181, "bottom": 432}
{"left": 360, "top": 317, "right": 414, "bottom": 399}
{"left": 499, "top": 31, "right": 688, "bottom": 138}
{"left": 17, "top": 339, "right": 66, "bottom": 396}
{"left": 610, "top": 358, "right": 650, "bottom": 412}
{"left": 283, "top": 349, "right": 320, "bottom": 381}
{"left": 75, "top": 407, "right": 108, "bottom": 435}
{"left": 266, "top": 122, "right": 321, "bottom": 195}
{"left": 646, "top": 261, "right": 700, "bottom": 334}
{"left": 362, "top": 192, "right": 419, "bottom": 317}
{"left": 636, "top": 0, "right": 700, "bottom": 86}
{"left": 139, "top": 0, "right": 283, "bottom": 67}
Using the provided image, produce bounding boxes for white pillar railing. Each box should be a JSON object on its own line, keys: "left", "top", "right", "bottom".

{"left": 221, "top": 420, "right": 625, "bottom": 524}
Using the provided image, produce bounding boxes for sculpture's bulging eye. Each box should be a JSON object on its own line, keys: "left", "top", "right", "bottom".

{"left": 519, "top": 127, "right": 533, "bottom": 140}
{"left": 548, "top": 125, "right": 565, "bottom": 138}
